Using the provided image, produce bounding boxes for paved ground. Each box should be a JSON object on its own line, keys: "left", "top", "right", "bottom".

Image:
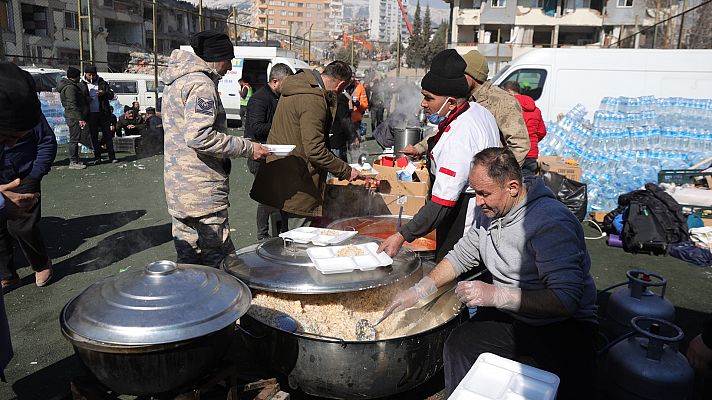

{"left": 1, "top": 127, "right": 710, "bottom": 400}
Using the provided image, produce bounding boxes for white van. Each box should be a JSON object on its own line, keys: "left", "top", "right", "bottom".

{"left": 490, "top": 48, "right": 712, "bottom": 122}
{"left": 101, "top": 73, "right": 164, "bottom": 113}
{"left": 179, "top": 45, "right": 310, "bottom": 124}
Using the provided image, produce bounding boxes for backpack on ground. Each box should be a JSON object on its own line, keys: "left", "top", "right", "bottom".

{"left": 609, "top": 183, "right": 689, "bottom": 255}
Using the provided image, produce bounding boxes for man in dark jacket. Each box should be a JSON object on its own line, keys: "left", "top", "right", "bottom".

{"left": 83, "top": 65, "right": 117, "bottom": 164}
{"left": 250, "top": 61, "right": 364, "bottom": 229}
{"left": 328, "top": 91, "right": 356, "bottom": 162}
{"left": 0, "top": 114, "right": 57, "bottom": 290}
{"left": 0, "top": 62, "right": 47, "bottom": 382}
{"left": 137, "top": 107, "right": 163, "bottom": 156}
{"left": 57, "top": 66, "right": 88, "bottom": 169}
{"left": 245, "top": 63, "right": 292, "bottom": 240}
{"left": 118, "top": 106, "right": 145, "bottom": 137}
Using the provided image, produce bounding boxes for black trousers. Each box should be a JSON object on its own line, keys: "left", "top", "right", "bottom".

{"left": 443, "top": 307, "right": 597, "bottom": 400}
{"left": 88, "top": 112, "right": 115, "bottom": 161}
{"left": 522, "top": 157, "right": 539, "bottom": 178}
{"left": 248, "top": 159, "right": 284, "bottom": 238}
{"left": 0, "top": 194, "right": 50, "bottom": 280}
{"left": 370, "top": 107, "right": 384, "bottom": 131}
{"left": 67, "top": 118, "right": 83, "bottom": 163}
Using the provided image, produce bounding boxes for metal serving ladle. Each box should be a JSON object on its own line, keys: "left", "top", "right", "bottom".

{"left": 355, "top": 308, "right": 395, "bottom": 341}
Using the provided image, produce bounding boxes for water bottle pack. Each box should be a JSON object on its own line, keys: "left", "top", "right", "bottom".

{"left": 539, "top": 96, "right": 712, "bottom": 212}
{"left": 38, "top": 93, "right": 125, "bottom": 146}
{"left": 39, "top": 92, "right": 69, "bottom": 144}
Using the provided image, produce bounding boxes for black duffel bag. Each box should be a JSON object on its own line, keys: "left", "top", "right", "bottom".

{"left": 540, "top": 171, "right": 588, "bottom": 221}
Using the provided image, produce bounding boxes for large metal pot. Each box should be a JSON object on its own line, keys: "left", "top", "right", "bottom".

{"left": 392, "top": 126, "right": 423, "bottom": 154}
{"left": 60, "top": 260, "right": 252, "bottom": 396}
{"left": 225, "top": 240, "right": 462, "bottom": 399}
{"left": 239, "top": 281, "right": 464, "bottom": 399}
{"left": 327, "top": 215, "right": 436, "bottom": 258}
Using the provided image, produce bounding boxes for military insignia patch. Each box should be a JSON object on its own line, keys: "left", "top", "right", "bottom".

{"left": 195, "top": 97, "right": 215, "bottom": 116}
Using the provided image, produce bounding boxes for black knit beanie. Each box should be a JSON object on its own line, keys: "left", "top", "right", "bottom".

{"left": 67, "top": 66, "right": 80, "bottom": 79}
{"left": 421, "top": 49, "right": 469, "bottom": 98}
{"left": 84, "top": 64, "right": 97, "bottom": 74}
{"left": 0, "top": 62, "right": 41, "bottom": 132}
{"left": 191, "top": 31, "right": 234, "bottom": 62}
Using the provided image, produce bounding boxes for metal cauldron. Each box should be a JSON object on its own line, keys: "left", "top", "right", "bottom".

{"left": 392, "top": 126, "right": 423, "bottom": 154}
{"left": 225, "top": 238, "right": 463, "bottom": 399}
{"left": 239, "top": 281, "right": 464, "bottom": 399}
{"left": 327, "top": 215, "right": 436, "bottom": 259}
{"left": 60, "top": 260, "right": 252, "bottom": 396}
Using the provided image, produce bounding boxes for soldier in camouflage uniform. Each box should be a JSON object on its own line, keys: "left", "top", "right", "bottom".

{"left": 405, "top": 50, "right": 530, "bottom": 167}
{"left": 161, "top": 31, "right": 270, "bottom": 268}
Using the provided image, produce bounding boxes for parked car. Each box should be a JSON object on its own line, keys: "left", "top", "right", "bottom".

{"left": 20, "top": 66, "right": 65, "bottom": 92}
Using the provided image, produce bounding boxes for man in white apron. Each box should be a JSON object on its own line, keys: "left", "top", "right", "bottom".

{"left": 378, "top": 49, "right": 500, "bottom": 262}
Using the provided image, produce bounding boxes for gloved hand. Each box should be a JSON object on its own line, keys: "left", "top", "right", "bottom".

{"left": 455, "top": 281, "right": 522, "bottom": 311}
{"left": 383, "top": 276, "right": 437, "bottom": 316}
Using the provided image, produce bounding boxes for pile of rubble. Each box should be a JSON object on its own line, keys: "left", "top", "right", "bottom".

{"left": 125, "top": 51, "right": 170, "bottom": 75}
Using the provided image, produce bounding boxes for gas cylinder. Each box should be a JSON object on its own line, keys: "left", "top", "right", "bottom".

{"left": 602, "top": 270, "right": 675, "bottom": 340}
{"left": 603, "top": 317, "right": 694, "bottom": 400}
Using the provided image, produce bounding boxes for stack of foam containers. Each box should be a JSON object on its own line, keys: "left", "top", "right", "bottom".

{"left": 449, "top": 353, "right": 560, "bottom": 400}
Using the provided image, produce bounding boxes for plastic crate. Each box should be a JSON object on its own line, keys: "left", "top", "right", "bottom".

{"left": 113, "top": 136, "right": 140, "bottom": 153}
{"left": 658, "top": 169, "right": 712, "bottom": 186}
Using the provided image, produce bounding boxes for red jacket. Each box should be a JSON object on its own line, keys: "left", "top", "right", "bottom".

{"left": 515, "top": 94, "right": 546, "bottom": 159}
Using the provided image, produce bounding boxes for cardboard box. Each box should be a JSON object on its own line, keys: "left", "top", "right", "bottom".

{"left": 588, "top": 211, "right": 608, "bottom": 223}
{"left": 372, "top": 159, "right": 430, "bottom": 197}
{"left": 539, "top": 156, "right": 582, "bottom": 182}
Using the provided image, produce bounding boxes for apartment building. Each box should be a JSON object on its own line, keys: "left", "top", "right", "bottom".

{"left": 1, "top": 0, "right": 227, "bottom": 70}
{"left": 446, "top": 0, "right": 674, "bottom": 73}
{"left": 250, "top": 0, "right": 343, "bottom": 41}
{"left": 368, "top": 0, "right": 410, "bottom": 43}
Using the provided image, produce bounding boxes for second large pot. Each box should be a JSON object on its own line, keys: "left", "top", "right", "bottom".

{"left": 61, "top": 260, "right": 252, "bottom": 396}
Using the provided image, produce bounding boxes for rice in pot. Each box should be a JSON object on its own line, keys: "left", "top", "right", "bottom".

{"left": 248, "top": 270, "right": 446, "bottom": 341}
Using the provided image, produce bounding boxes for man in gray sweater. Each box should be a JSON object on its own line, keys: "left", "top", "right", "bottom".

{"left": 385, "top": 147, "right": 597, "bottom": 400}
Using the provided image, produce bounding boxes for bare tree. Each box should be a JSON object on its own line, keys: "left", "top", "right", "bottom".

{"left": 686, "top": 1, "right": 712, "bottom": 48}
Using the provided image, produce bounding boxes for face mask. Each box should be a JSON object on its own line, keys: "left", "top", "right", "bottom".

{"left": 427, "top": 97, "right": 453, "bottom": 125}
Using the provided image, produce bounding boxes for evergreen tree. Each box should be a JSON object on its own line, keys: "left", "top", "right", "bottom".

{"left": 406, "top": 1, "right": 423, "bottom": 69}
{"left": 426, "top": 21, "right": 448, "bottom": 64}
{"left": 421, "top": 5, "right": 433, "bottom": 67}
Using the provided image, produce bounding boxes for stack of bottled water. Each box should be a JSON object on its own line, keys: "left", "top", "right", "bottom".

{"left": 38, "top": 92, "right": 125, "bottom": 149}
{"left": 38, "top": 92, "right": 69, "bottom": 144}
{"left": 539, "top": 96, "right": 712, "bottom": 212}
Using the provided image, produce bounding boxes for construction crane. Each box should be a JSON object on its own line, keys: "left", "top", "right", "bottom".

{"left": 395, "top": 0, "right": 413, "bottom": 34}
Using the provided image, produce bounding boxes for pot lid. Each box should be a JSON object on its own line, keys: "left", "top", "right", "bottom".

{"left": 223, "top": 235, "right": 420, "bottom": 294}
{"left": 61, "top": 260, "right": 251, "bottom": 346}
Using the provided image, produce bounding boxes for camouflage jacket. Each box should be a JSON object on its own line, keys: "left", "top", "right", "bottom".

{"left": 472, "top": 81, "right": 530, "bottom": 165}
{"left": 161, "top": 49, "right": 254, "bottom": 219}
{"left": 413, "top": 81, "right": 530, "bottom": 166}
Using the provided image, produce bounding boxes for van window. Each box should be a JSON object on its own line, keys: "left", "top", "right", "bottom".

{"left": 108, "top": 80, "right": 138, "bottom": 94}
{"left": 146, "top": 81, "right": 164, "bottom": 93}
{"left": 500, "top": 68, "right": 547, "bottom": 100}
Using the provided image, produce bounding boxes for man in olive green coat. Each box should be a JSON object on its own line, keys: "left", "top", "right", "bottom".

{"left": 406, "top": 50, "right": 530, "bottom": 166}
{"left": 250, "top": 61, "right": 364, "bottom": 228}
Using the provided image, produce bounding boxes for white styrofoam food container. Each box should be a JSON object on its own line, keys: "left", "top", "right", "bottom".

{"left": 306, "top": 242, "right": 393, "bottom": 274}
{"left": 265, "top": 144, "right": 296, "bottom": 156}
{"left": 349, "top": 162, "right": 379, "bottom": 177}
{"left": 449, "top": 353, "right": 559, "bottom": 400}
{"left": 279, "top": 227, "right": 357, "bottom": 246}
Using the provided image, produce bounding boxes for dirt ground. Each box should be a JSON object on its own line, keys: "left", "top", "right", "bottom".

{"left": 0, "top": 126, "right": 710, "bottom": 400}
